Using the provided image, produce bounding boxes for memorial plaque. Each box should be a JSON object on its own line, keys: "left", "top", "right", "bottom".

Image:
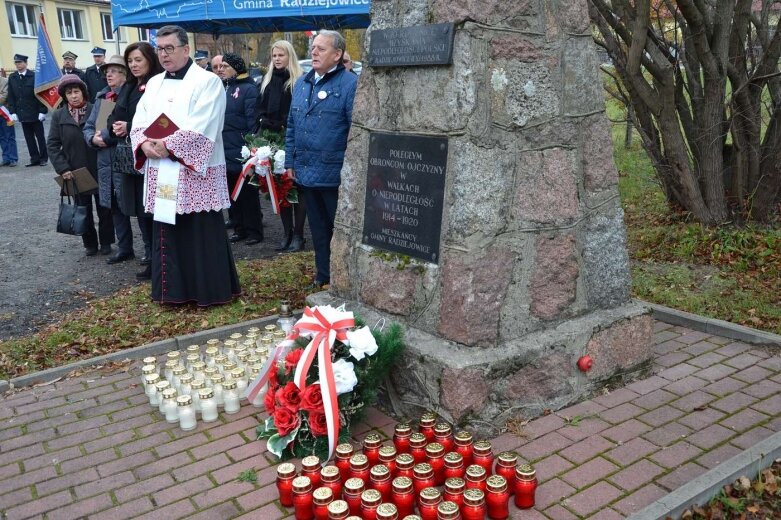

{"left": 362, "top": 132, "right": 448, "bottom": 263}
{"left": 368, "top": 23, "right": 455, "bottom": 67}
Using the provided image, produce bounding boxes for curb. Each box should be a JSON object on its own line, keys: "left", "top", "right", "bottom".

{"left": 1, "top": 314, "right": 286, "bottom": 392}
{"left": 642, "top": 301, "right": 781, "bottom": 348}
{"left": 629, "top": 429, "right": 781, "bottom": 519}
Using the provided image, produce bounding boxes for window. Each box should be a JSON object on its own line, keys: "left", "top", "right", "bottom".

{"left": 58, "top": 8, "right": 84, "bottom": 40}
{"left": 101, "top": 12, "right": 114, "bottom": 40}
{"left": 138, "top": 28, "right": 149, "bottom": 41}
{"left": 7, "top": 3, "right": 37, "bottom": 37}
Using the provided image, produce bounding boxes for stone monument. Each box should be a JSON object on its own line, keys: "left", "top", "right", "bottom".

{"left": 310, "top": 0, "right": 654, "bottom": 433}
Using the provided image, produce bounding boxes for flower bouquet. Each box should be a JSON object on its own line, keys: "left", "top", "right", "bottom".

{"left": 239, "top": 131, "right": 297, "bottom": 212}
{"left": 252, "top": 305, "right": 405, "bottom": 461}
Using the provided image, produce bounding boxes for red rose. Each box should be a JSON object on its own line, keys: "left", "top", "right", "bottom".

{"left": 300, "top": 384, "right": 324, "bottom": 412}
{"left": 308, "top": 411, "right": 328, "bottom": 437}
{"left": 276, "top": 381, "right": 301, "bottom": 412}
{"left": 264, "top": 384, "right": 277, "bottom": 415}
{"left": 285, "top": 349, "right": 304, "bottom": 375}
{"left": 273, "top": 407, "right": 300, "bottom": 437}
{"left": 269, "top": 366, "right": 279, "bottom": 387}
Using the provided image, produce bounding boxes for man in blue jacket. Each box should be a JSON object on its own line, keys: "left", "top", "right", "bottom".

{"left": 285, "top": 30, "right": 357, "bottom": 289}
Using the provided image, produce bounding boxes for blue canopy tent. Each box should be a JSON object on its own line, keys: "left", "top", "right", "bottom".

{"left": 111, "top": 0, "right": 370, "bottom": 34}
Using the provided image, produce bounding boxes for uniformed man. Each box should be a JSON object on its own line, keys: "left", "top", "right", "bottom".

{"left": 6, "top": 54, "right": 48, "bottom": 166}
{"left": 83, "top": 47, "right": 108, "bottom": 103}
{"left": 195, "top": 49, "right": 211, "bottom": 72}
{"left": 61, "top": 51, "right": 86, "bottom": 81}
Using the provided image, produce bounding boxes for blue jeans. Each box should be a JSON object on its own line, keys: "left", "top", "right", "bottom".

{"left": 301, "top": 186, "right": 338, "bottom": 284}
{"left": 0, "top": 121, "right": 18, "bottom": 163}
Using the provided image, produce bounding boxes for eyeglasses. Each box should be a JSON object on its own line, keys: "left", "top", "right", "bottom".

{"left": 343, "top": 59, "right": 351, "bottom": 63}
{"left": 155, "top": 45, "right": 186, "bottom": 55}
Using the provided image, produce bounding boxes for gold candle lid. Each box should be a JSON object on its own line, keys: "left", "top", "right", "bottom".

{"left": 164, "top": 359, "right": 179, "bottom": 369}
{"left": 313, "top": 486, "right": 333, "bottom": 504}
{"left": 276, "top": 462, "right": 296, "bottom": 478}
{"left": 247, "top": 355, "right": 261, "bottom": 365}
{"left": 420, "top": 412, "right": 437, "bottom": 426}
{"left": 186, "top": 344, "right": 200, "bottom": 353}
{"left": 229, "top": 333, "right": 244, "bottom": 340}
{"left": 486, "top": 474, "right": 507, "bottom": 492}
{"left": 370, "top": 464, "right": 390, "bottom": 479}
{"left": 376, "top": 503, "right": 398, "bottom": 518}
{"left": 210, "top": 374, "right": 225, "bottom": 384}
{"left": 444, "top": 477, "right": 465, "bottom": 492}
{"left": 409, "top": 433, "right": 427, "bottom": 447}
{"left": 204, "top": 366, "right": 219, "bottom": 376}
{"left": 344, "top": 477, "right": 365, "bottom": 492}
{"left": 191, "top": 361, "right": 206, "bottom": 371}
{"left": 162, "top": 388, "right": 177, "bottom": 400}
{"left": 154, "top": 380, "right": 170, "bottom": 391}
{"left": 264, "top": 324, "right": 277, "bottom": 332}
{"left": 206, "top": 338, "right": 221, "bottom": 347}
{"left": 418, "top": 487, "right": 441, "bottom": 505}
{"left": 473, "top": 440, "right": 492, "bottom": 455}
{"left": 231, "top": 368, "right": 246, "bottom": 379}
{"left": 204, "top": 346, "right": 219, "bottom": 357}
{"left": 190, "top": 379, "right": 206, "bottom": 390}
{"left": 395, "top": 453, "right": 414, "bottom": 468}
{"left": 302, "top": 455, "right": 320, "bottom": 470}
{"left": 186, "top": 353, "right": 200, "bottom": 364}
{"left": 434, "top": 422, "right": 452, "bottom": 435}
{"left": 172, "top": 366, "right": 186, "bottom": 376}
{"left": 363, "top": 433, "right": 382, "bottom": 448}
{"left": 336, "top": 443, "right": 355, "bottom": 456}
{"left": 454, "top": 430, "right": 473, "bottom": 443}
{"left": 444, "top": 452, "right": 463, "bottom": 467}
{"left": 242, "top": 339, "right": 256, "bottom": 349}
{"left": 142, "top": 356, "right": 157, "bottom": 365}
{"left": 392, "top": 476, "right": 413, "bottom": 492}
{"left": 327, "top": 500, "right": 349, "bottom": 515}
{"left": 497, "top": 451, "right": 518, "bottom": 465}
{"left": 214, "top": 354, "right": 228, "bottom": 365}
{"left": 413, "top": 462, "right": 433, "bottom": 477}
{"left": 360, "top": 488, "right": 381, "bottom": 506}
{"left": 401, "top": 516, "right": 421, "bottom": 520}
{"left": 179, "top": 373, "right": 193, "bottom": 384}
{"left": 249, "top": 365, "right": 261, "bottom": 376}
{"left": 516, "top": 463, "right": 536, "bottom": 479}
{"left": 292, "top": 475, "right": 311, "bottom": 492}
{"left": 463, "top": 488, "right": 485, "bottom": 506}
{"left": 223, "top": 339, "right": 238, "bottom": 349}
{"left": 273, "top": 330, "right": 287, "bottom": 339}
{"left": 466, "top": 464, "right": 486, "bottom": 479}
{"left": 237, "top": 351, "right": 250, "bottom": 362}
{"left": 437, "top": 501, "right": 459, "bottom": 518}
{"left": 349, "top": 453, "right": 368, "bottom": 469}
{"left": 197, "top": 388, "right": 214, "bottom": 400}
{"left": 176, "top": 395, "right": 193, "bottom": 406}
{"left": 379, "top": 445, "right": 397, "bottom": 461}
{"left": 222, "top": 380, "right": 237, "bottom": 390}
{"left": 425, "top": 442, "right": 444, "bottom": 457}
{"left": 141, "top": 364, "right": 157, "bottom": 375}
{"left": 320, "top": 465, "right": 340, "bottom": 482}
{"left": 144, "top": 373, "right": 160, "bottom": 385}
{"left": 246, "top": 326, "right": 261, "bottom": 334}
{"left": 166, "top": 350, "right": 181, "bottom": 360}
{"left": 394, "top": 423, "right": 412, "bottom": 435}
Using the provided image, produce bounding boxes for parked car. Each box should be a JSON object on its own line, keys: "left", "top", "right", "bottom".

{"left": 299, "top": 59, "right": 362, "bottom": 75}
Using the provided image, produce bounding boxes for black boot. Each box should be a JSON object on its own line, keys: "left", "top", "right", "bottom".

{"left": 136, "top": 264, "right": 151, "bottom": 280}
{"left": 287, "top": 235, "right": 305, "bottom": 252}
{"left": 275, "top": 231, "right": 293, "bottom": 251}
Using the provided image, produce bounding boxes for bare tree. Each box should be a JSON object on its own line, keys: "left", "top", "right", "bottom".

{"left": 589, "top": 0, "right": 781, "bottom": 224}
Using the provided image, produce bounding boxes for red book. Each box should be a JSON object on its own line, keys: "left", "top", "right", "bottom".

{"left": 143, "top": 112, "right": 179, "bottom": 139}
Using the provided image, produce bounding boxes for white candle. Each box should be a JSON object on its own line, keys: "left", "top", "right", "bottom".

{"left": 161, "top": 388, "right": 179, "bottom": 423}
{"left": 177, "top": 395, "right": 196, "bottom": 430}
{"left": 199, "top": 388, "right": 218, "bottom": 422}
{"left": 223, "top": 381, "right": 240, "bottom": 414}
{"left": 211, "top": 374, "right": 225, "bottom": 407}
{"left": 190, "top": 380, "right": 205, "bottom": 413}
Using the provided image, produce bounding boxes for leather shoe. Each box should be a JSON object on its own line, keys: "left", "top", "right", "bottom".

{"left": 229, "top": 233, "right": 246, "bottom": 243}
{"left": 139, "top": 255, "right": 151, "bottom": 266}
{"left": 99, "top": 244, "right": 112, "bottom": 255}
{"left": 225, "top": 219, "right": 235, "bottom": 229}
{"left": 107, "top": 251, "right": 135, "bottom": 264}
{"left": 6, "top": 162, "right": 17, "bottom": 167}
{"left": 39, "top": 159, "right": 48, "bottom": 166}
{"left": 304, "top": 280, "right": 329, "bottom": 291}
{"left": 25, "top": 162, "right": 38, "bottom": 167}
{"left": 85, "top": 246, "right": 98, "bottom": 257}
{"left": 246, "top": 237, "right": 262, "bottom": 245}
{"left": 136, "top": 265, "right": 152, "bottom": 280}
{"left": 287, "top": 235, "right": 305, "bottom": 252}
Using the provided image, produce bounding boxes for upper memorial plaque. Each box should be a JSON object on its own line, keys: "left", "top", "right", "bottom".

{"left": 368, "top": 23, "right": 455, "bottom": 67}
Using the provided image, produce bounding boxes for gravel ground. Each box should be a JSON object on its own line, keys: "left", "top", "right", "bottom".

{"left": 0, "top": 120, "right": 310, "bottom": 340}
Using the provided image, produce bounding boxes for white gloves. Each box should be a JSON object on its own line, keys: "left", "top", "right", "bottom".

{"left": 38, "top": 113, "right": 46, "bottom": 122}
{"left": 10, "top": 114, "right": 18, "bottom": 122}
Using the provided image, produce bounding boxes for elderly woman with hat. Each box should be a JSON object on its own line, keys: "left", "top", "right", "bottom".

{"left": 84, "top": 55, "right": 132, "bottom": 264}
{"left": 47, "top": 74, "right": 114, "bottom": 256}
{"left": 221, "top": 53, "right": 263, "bottom": 245}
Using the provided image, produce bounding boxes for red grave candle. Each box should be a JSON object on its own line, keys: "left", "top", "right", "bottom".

{"left": 360, "top": 489, "right": 382, "bottom": 520}
{"left": 443, "top": 452, "right": 465, "bottom": 481}
{"left": 393, "top": 423, "right": 412, "bottom": 454}
{"left": 419, "top": 412, "right": 437, "bottom": 442}
{"left": 412, "top": 462, "right": 436, "bottom": 495}
{"left": 302, "top": 455, "right": 322, "bottom": 489}
{"left": 276, "top": 462, "right": 297, "bottom": 507}
{"left": 443, "top": 477, "right": 466, "bottom": 508}
{"left": 292, "top": 476, "right": 314, "bottom": 520}
{"left": 395, "top": 453, "right": 415, "bottom": 480}
{"left": 433, "top": 423, "right": 454, "bottom": 453}
{"left": 342, "top": 478, "right": 365, "bottom": 517}
{"left": 348, "top": 454, "right": 370, "bottom": 483}
{"left": 465, "top": 465, "right": 487, "bottom": 494}
{"left": 425, "top": 442, "right": 446, "bottom": 485}
{"left": 493, "top": 453, "right": 518, "bottom": 495}
{"left": 513, "top": 464, "right": 537, "bottom": 510}
{"left": 369, "top": 464, "right": 393, "bottom": 503}
{"left": 417, "top": 487, "right": 442, "bottom": 520}
{"left": 379, "top": 445, "right": 398, "bottom": 476}
{"left": 391, "top": 476, "right": 415, "bottom": 518}
{"left": 335, "top": 443, "right": 355, "bottom": 481}
{"left": 408, "top": 433, "right": 428, "bottom": 464}
{"left": 462, "top": 489, "right": 486, "bottom": 520}
{"left": 313, "top": 487, "right": 334, "bottom": 520}
{"left": 454, "top": 431, "right": 474, "bottom": 467}
{"left": 320, "top": 465, "right": 342, "bottom": 500}
{"left": 363, "top": 433, "right": 383, "bottom": 466}
{"left": 485, "top": 476, "right": 510, "bottom": 520}
{"left": 471, "top": 442, "right": 493, "bottom": 475}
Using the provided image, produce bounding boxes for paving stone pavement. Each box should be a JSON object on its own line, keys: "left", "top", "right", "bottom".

{"left": 1, "top": 320, "right": 779, "bottom": 519}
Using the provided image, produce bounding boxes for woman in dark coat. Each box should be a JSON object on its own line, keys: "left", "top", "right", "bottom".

{"left": 47, "top": 74, "right": 113, "bottom": 256}
{"left": 84, "top": 56, "right": 131, "bottom": 265}
{"left": 222, "top": 53, "right": 262, "bottom": 245}
{"left": 255, "top": 40, "right": 307, "bottom": 252}
{"left": 107, "top": 42, "right": 163, "bottom": 279}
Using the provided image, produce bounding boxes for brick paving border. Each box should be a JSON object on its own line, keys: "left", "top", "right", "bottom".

{"left": 1, "top": 319, "right": 780, "bottom": 519}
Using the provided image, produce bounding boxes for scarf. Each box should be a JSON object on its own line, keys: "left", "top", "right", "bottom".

{"left": 265, "top": 67, "right": 290, "bottom": 114}
{"left": 68, "top": 102, "right": 87, "bottom": 124}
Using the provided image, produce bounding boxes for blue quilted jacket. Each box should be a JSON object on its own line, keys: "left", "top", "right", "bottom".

{"left": 284, "top": 64, "right": 357, "bottom": 188}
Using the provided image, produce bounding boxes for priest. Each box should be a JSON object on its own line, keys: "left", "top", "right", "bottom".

{"left": 130, "top": 25, "right": 240, "bottom": 306}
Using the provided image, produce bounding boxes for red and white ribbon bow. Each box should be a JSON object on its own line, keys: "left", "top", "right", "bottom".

{"left": 232, "top": 155, "right": 279, "bottom": 214}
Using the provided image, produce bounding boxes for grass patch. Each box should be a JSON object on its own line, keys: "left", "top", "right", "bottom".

{"left": 0, "top": 252, "right": 316, "bottom": 380}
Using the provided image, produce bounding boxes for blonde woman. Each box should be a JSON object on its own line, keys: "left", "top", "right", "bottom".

{"left": 255, "top": 40, "right": 307, "bottom": 251}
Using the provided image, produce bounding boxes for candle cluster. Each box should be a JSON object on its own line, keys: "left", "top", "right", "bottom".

{"left": 275, "top": 412, "right": 538, "bottom": 520}
{"left": 139, "top": 325, "right": 285, "bottom": 429}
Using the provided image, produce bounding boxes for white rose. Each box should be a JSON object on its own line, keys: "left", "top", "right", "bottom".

{"left": 240, "top": 145, "right": 250, "bottom": 160}
{"left": 273, "top": 150, "right": 286, "bottom": 173}
{"left": 255, "top": 146, "right": 273, "bottom": 160}
{"left": 346, "top": 326, "right": 378, "bottom": 361}
{"left": 331, "top": 358, "right": 358, "bottom": 395}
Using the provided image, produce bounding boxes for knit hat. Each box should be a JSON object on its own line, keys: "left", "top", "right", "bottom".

{"left": 58, "top": 74, "right": 89, "bottom": 98}
{"left": 221, "top": 53, "right": 247, "bottom": 74}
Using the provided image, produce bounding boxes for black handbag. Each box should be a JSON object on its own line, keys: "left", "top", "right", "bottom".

{"left": 56, "top": 184, "right": 89, "bottom": 236}
{"left": 112, "top": 138, "right": 141, "bottom": 176}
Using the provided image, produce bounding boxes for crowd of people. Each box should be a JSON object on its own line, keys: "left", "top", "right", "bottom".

{"left": 1, "top": 26, "right": 358, "bottom": 307}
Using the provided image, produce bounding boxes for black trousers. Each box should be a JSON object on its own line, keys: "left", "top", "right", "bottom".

{"left": 21, "top": 121, "right": 47, "bottom": 163}
{"left": 301, "top": 186, "right": 338, "bottom": 284}
{"left": 227, "top": 171, "right": 263, "bottom": 240}
{"left": 75, "top": 191, "right": 114, "bottom": 249}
